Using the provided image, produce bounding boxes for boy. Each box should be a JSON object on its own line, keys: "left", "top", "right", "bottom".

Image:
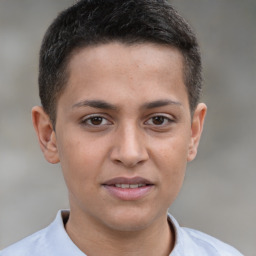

{"left": 1, "top": 0, "right": 242, "bottom": 255}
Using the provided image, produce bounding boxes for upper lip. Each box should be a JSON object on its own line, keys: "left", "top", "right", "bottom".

{"left": 103, "top": 176, "right": 154, "bottom": 185}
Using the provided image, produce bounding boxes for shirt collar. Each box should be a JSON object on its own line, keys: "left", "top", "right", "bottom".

{"left": 167, "top": 212, "right": 185, "bottom": 255}
{"left": 48, "top": 210, "right": 183, "bottom": 256}
{"left": 44, "top": 210, "right": 86, "bottom": 255}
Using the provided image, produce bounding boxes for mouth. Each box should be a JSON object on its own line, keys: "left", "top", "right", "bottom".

{"left": 103, "top": 176, "right": 153, "bottom": 186}
{"left": 102, "top": 177, "right": 154, "bottom": 201}
{"left": 111, "top": 184, "right": 148, "bottom": 188}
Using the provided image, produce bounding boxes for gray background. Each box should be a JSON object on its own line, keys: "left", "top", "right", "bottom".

{"left": 0, "top": 0, "right": 255, "bottom": 255}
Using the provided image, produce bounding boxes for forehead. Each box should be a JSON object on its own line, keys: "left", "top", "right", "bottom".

{"left": 59, "top": 42, "right": 189, "bottom": 111}
{"left": 68, "top": 42, "right": 184, "bottom": 79}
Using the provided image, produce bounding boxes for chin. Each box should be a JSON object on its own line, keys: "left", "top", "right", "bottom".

{"left": 102, "top": 208, "right": 159, "bottom": 232}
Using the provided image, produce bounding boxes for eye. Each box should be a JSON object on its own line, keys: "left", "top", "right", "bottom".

{"left": 81, "top": 115, "right": 112, "bottom": 127}
{"left": 145, "top": 115, "right": 174, "bottom": 126}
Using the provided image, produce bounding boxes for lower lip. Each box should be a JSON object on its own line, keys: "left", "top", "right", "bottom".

{"left": 103, "top": 185, "right": 153, "bottom": 201}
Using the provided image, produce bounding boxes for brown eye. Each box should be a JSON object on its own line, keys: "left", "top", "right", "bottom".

{"left": 81, "top": 115, "right": 111, "bottom": 127}
{"left": 90, "top": 117, "right": 103, "bottom": 125}
{"left": 145, "top": 115, "right": 174, "bottom": 127}
{"left": 152, "top": 116, "right": 165, "bottom": 125}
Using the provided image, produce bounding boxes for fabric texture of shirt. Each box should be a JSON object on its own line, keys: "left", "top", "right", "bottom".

{"left": 0, "top": 210, "right": 243, "bottom": 256}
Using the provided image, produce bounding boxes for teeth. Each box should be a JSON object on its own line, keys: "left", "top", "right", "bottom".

{"left": 114, "top": 184, "right": 146, "bottom": 188}
{"left": 121, "top": 184, "right": 129, "bottom": 189}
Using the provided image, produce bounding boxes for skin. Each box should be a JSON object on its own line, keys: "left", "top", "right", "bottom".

{"left": 32, "top": 42, "right": 206, "bottom": 256}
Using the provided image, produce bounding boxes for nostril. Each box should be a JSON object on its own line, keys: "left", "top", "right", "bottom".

{"left": 114, "top": 159, "right": 123, "bottom": 165}
{"left": 113, "top": 158, "right": 146, "bottom": 168}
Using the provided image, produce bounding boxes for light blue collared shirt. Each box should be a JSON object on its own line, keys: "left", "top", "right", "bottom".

{"left": 0, "top": 210, "right": 243, "bottom": 256}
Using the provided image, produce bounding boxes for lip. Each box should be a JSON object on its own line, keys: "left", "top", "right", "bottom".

{"left": 102, "top": 176, "right": 154, "bottom": 201}
{"left": 103, "top": 176, "right": 153, "bottom": 186}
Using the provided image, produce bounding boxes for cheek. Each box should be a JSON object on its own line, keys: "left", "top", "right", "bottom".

{"left": 153, "top": 135, "right": 189, "bottom": 188}
{"left": 58, "top": 143, "right": 99, "bottom": 203}
{"left": 154, "top": 134, "right": 190, "bottom": 165}
{"left": 160, "top": 150, "right": 187, "bottom": 185}
{"left": 57, "top": 135, "right": 99, "bottom": 181}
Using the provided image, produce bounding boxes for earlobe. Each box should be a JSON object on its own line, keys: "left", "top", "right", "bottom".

{"left": 187, "top": 103, "right": 207, "bottom": 162}
{"left": 32, "top": 106, "right": 60, "bottom": 164}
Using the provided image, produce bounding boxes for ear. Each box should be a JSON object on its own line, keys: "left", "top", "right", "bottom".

{"left": 32, "top": 106, "right": 60, "bottom": 164}
{"left": 187, "top": 103, "right": 207, "bottom": 162}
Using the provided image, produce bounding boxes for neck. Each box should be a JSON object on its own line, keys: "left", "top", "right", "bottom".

{"left": 65, "top": 210, "right": 175, "bottom": 256}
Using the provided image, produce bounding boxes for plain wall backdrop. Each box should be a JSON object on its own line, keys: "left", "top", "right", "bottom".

{"left": 0, "top": 0, "right": 255, "bottom": 255}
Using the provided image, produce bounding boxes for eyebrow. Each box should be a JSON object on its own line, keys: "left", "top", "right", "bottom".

{"left": 141, "top": 99, "right": 182, "bottom": 109}
{"left": 72, "top": 99, "right": 182, "bottom": 111}
{"left": 72, "top": 100, "right": 117, "bottom": 110}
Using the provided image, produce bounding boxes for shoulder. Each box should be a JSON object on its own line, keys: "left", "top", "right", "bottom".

{"left": 0, "top": 227, "right": 49, "bottom": 256}
{"left": 168, "top": 214, "right": 243, "bottom": 256}
{"left": 0, "top": 210, "right": 84, "bottom": 256}
{"left": 181, "top": 227, "right": 243, "bottom": 256}
{"left": 0, "top": 210, "right": 64, "bottom": 256}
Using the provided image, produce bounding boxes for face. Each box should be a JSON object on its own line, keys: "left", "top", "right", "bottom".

{"left": 33, "top": 42, "right": 206, "bottom": 233}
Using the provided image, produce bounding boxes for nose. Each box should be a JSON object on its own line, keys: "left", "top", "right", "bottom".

{"left": 110, "top": 123, "right": 149, "bottom": 168}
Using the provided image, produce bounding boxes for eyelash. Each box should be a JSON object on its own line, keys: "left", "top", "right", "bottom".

{"left": 144, "top": 115, "right": 174, "bottom": 127}
{"left": 80, "top": 114, "right": 175, "bottom": 128}
{"left": 81, "top": 114, "right": 112, "bottom": 127}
